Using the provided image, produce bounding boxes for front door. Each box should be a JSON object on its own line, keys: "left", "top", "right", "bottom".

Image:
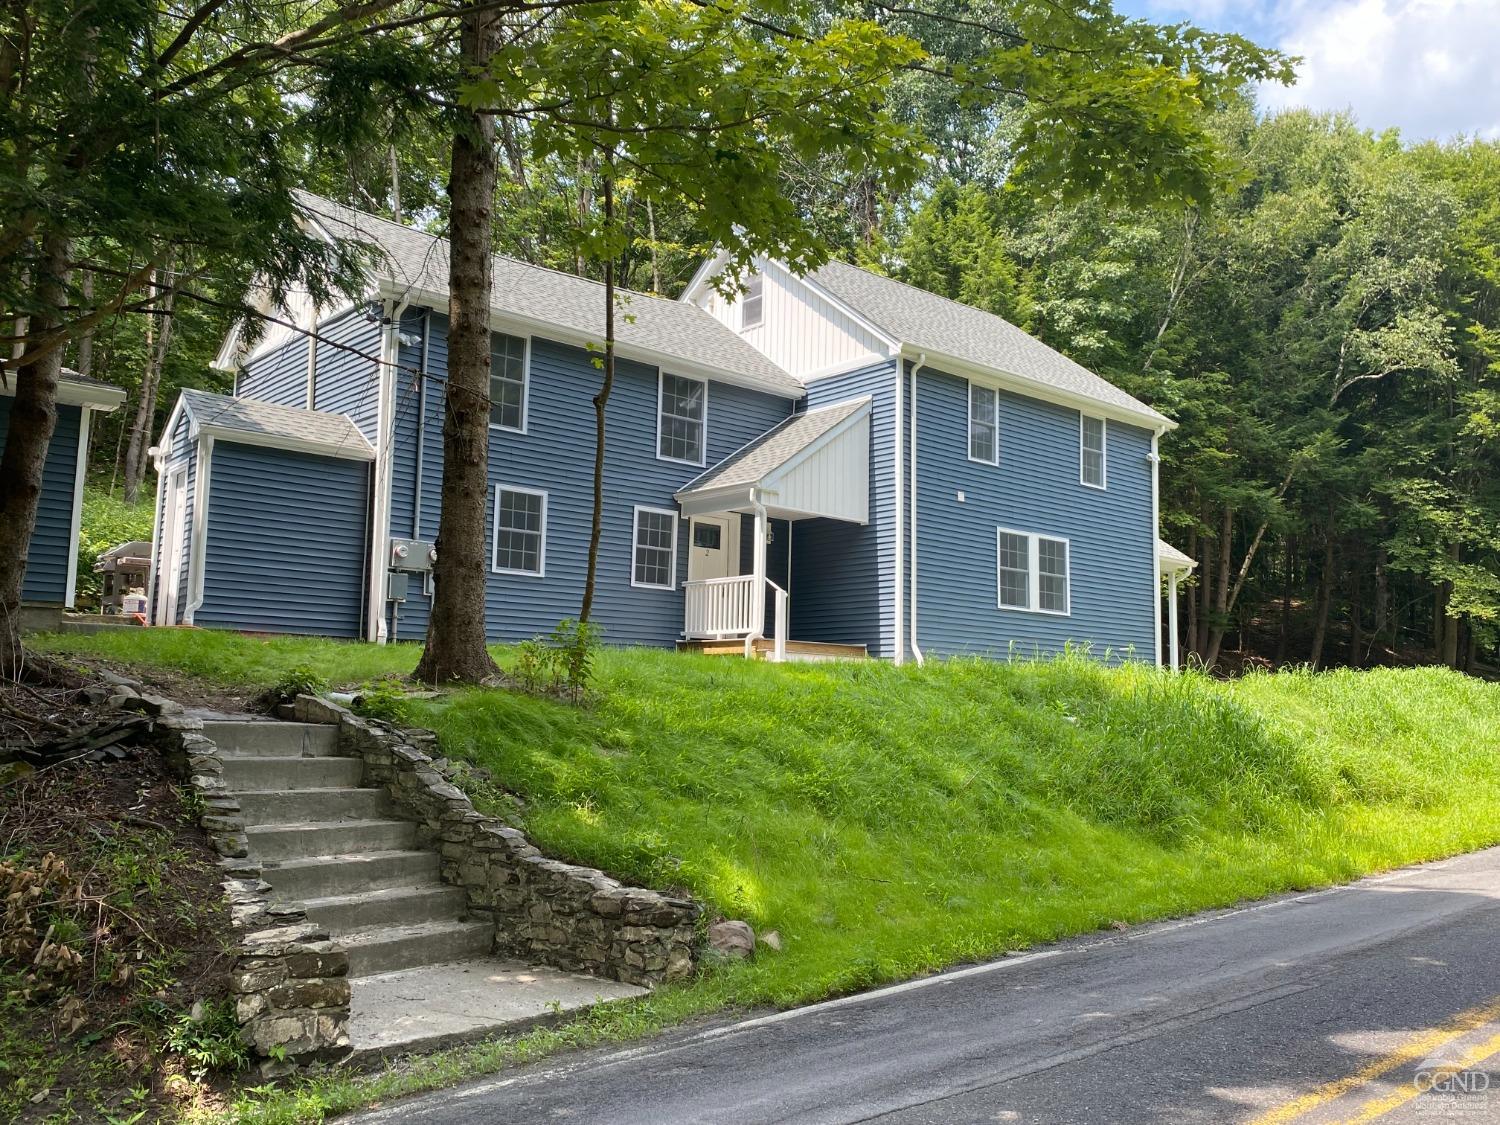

{"left": 687, "top": 515, "right": 738, "bottom": 583}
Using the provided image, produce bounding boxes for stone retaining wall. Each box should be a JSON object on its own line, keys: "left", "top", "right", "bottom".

{"left": 290, "top": 696, "right": 701, "bottom": 988}
{"left": 150, "top": 715, "right": 351, "bottom": 1072}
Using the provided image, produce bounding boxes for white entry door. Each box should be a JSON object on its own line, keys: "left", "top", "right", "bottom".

{"left": 157, "top": 468, "right": 187, "bottom": 626}
{"left": 687, "top": 515, "right": 738, "bottom": 583}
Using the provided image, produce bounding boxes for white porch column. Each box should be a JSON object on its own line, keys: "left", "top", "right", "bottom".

{"left": 1168, "top": 572, "right": 1181, "bottom": 672}
{"left": 752, "top": 501, "right": 768, "bottom": 634}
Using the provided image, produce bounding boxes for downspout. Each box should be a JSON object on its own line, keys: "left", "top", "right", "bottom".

{"left": 1149, "top": 428, "right": 1164, "bottom": 668}
{"left": 184, "top": 434, "right": 213, "bottom": 625}
{"left": 908, "top": 354, "right": 928, "bottom": 666}
{"left": 748, "top": 488, "right": 769, "bottom": 659}
{"left": 892, "top": 355, "right": 904, "bottom": 664}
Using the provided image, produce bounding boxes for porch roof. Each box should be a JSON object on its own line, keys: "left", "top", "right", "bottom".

{"left": 1158, "top": 539, "right": 1196, "bottom": 573}
{"left": 675, "top": 397, "right": 870, "bottom": 523}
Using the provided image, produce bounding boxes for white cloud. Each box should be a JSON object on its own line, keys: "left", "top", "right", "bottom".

{"left": 1256, "top": 0, "right": 1500, "bottom": 140}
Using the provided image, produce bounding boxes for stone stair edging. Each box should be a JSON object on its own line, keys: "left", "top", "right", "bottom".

{"left": 150, "top": 716, "right": 352, "bottom": 1072}
{"left": 288, "top": 695, "right": 701, "bottom": 988}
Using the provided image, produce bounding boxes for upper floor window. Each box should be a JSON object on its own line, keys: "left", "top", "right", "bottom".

{"left": 740, "top": 272, "right": 764, "bottom": 331}
{"left": 492, "top": 486, "right": 546, "bottom": 576}
{"left": 997, "top": 528, "right": 1070, "bottom": 615}
{"left": 1080, "top": 413, "right": 1106, "bottom": 489}
{"left": 490, "top": 333, "right": 528, "bottom": 432}
{"left": 969, "top": 383, "right": 998, "bottom": 464}
{"left": 658, "top": 372, "right": 706, "bottom": 465}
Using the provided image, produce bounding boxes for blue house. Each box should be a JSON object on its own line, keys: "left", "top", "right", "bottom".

{"left": 4, "top": 370, "right": 124, "bottom": 624}
{"left": 152, "top": 194, "right": 1188, "bottom": 665}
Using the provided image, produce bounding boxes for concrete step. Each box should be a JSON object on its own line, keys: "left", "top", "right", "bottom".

{"left": 221, "top": 755, "right": 364, "bottom": 792}
{"left": 202, "top": 720, "right": 339, "bottom": 758}
{"left": 301, "top": 884, "right": 471, "bottom": 935}
{"left": 261, "top": 849, "right": 440, "bottom": 901}
{"left": 235, "top": 787, "right": 392, "bottom": 826}
{"left": 340, "top": 919, "right": 495, "bottom": 977}
{"left": 246, "top": 818, "right": 416, "bottom": 862}
{"left": 348, "top": 958, "right": 647, "bottom": 1057}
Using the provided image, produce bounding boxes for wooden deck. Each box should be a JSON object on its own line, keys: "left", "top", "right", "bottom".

{"left": 676, "top": 638, "right": 869, "bottom": 662}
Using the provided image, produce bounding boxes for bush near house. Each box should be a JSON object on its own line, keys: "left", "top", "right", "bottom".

{"left": 29, "top": 632, "right": 1500, "bottom": 1119}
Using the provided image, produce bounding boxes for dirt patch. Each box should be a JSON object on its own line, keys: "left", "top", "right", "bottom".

{"left": 1, "top": 693, "right": 242, "bottom": 1121}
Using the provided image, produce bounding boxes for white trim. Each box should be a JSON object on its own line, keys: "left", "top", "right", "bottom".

{"left": 490, "top": 484, "right": 548, "bottom": 578}
{"left": 1151, "top": 436, "right": 1163, "bottom": 668}
{"left": 967, "top": 381, "right": 999, "bottom": 466}
{"left": 995, "top": 526, "right": 1071, "bottom": 617}
{"left": 908, "top": 355, "right": 928, "bottom": 666}
{"left": 63, "top": 406, "right": 91, "bottom": 608}
{"left": 630, "top": 504, "right": 679, "bottom": 590}
{"left": 195, "top": 423, "right": 375, "bottom": 462}
{"left": 784, "top": 265, "right": 904, "bottom": 353}
{"left": 1, "top": 379, "right": 126, "bottom": 410}
{"left": 183, "top": 435, "right": 214, "bottom": 624}
{"left": 656, "top": 371, "right": 708, "bottom": 468}
{"left": 893, "top": 360, "right": 904, "bottom": 664}
{"left": 798, "top": 354, "right": 897, "bottom": 383}
{"left": 486, "top": 332, "right": 530, "bottom": 436}
{"left": 1080, "top": 412, "right": 1107, "bottom": 490}
{"left": 146, "top": 458, "right": 167, "bottom": 620}
{"left": 365, "top": 298, "right": 405, "bottom": 643}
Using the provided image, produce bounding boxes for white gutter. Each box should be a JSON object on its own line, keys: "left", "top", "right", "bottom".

{"left": 1149, "top": 428, "right": 1164, "bottom": 667}
{"left": 908, "top": 354, "right": 928, "bottom": 666}
{"left": 892, "top": 354, "right": 904, "bottom": 665}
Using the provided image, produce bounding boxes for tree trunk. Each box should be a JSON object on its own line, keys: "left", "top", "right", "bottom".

{"left": 579, "top": 155, "right": 616, "bottom": 625}
{"left": 1309, "top": 531, "right": 1335, "bottom": 670}
{"left": 388, "top": 144, "right": 402, "bottom": 223}
{"left": 1204, "top": 505, "right": 1233, "bottom": 668}
{"left": 1275, "top": 536, "right": 1294, "bottom": 666}
{"left": 74, "top": 270, "right": 95, "bottom": 378}
{"left": 413, "top": 3, "right": 501, "bottom": 686}
{"left": 0, "top": 231, "right": 72, "bottom": 674}
{"left": 1195, "top": 528, "right": 1213, "bottom": 658}
{"left": 1440, "top": 544, "right": 1461, "bottom": 669}
{"left": 1371, "top": 546, "right": 1389, "bottom": 663}
{"left": 1348, "top": 551, "right": 1364, "bottom": 669}
{"left": 123, "top": 256, "right": 176, "bottom": 505}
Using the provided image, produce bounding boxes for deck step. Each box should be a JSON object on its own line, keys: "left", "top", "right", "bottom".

{"left": 222, "top": 755, "right": 364, "bottom": 792}
{"left": 245, "top": 818, "right": 416, "bottom": 861}
{"left": 202, "top": 721, "right": 339, "bottom": 758}
{"left": 260, "top": 849, "right": 439, "bottom": 900}
{"left": 678, "top": 638, "right": 869, "bottom": 661}
{"left": 340, "top": 919, "right": 494, "bottom": 977}
{"left": 235, "top": 787, "right": 393, "bottom": 826}
{"left": 301, "top": 884, "right": 471, "bottom": 935}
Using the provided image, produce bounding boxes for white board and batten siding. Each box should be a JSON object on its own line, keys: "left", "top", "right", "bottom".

{"left": 767, "top": 411, "right": 869, "bottom": 524}
{"left": 692, "top": 260, "right": 887, "bottom": 381}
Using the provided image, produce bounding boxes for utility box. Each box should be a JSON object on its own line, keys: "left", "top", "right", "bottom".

{"left": 389, "top": 538, "right": 436, "bottom": 573}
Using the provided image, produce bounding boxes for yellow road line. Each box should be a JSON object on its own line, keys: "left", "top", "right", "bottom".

{"left": 1342, "top": 1026, "right": 1500, "bottom": 1123}
{"left": 1250, "top": 995, "right": 1500, "bottom": 1125}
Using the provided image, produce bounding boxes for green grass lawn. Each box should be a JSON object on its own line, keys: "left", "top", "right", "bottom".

{"left": 34, "top": 630, "right": 1500, "bottom": 1121}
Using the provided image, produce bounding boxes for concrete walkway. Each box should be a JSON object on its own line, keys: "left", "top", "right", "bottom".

{"left": 350, "top": 845, "right": 1500, "bottom": 1123}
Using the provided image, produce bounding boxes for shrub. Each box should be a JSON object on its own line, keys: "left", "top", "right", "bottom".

{"left": 511, "top": 619, "right": 603, "bottom": 702}
{"left": 269, "top": 663, "right": 329, "bottom": 702}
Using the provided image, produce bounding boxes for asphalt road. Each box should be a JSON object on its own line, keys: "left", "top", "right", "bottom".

{"left": 354, "top": 847, "right": 1500, "bottom": 1124}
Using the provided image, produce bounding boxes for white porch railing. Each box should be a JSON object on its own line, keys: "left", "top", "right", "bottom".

{"left": 683, "top": 574, "right": 788, "bottom": 662}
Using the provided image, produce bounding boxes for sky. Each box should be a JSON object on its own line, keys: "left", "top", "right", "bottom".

{"left": 1111, "top": 0, "right": 1500, "bottom": 141}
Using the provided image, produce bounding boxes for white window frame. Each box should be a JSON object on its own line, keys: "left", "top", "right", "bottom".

{"left": 1080, "top": 412, "right": 1107, "bottom": 490}
{"left": 740, "top": 272, "right": 764, "bottom": 331}
{"left": 656, "top": 371, "right": 708, "bottom": 467}
{"left": 491, "top": 485, "right": 547, "bottom": 577}
{"left": 995, "top": 527, "right": 1071, "bottom": 616}
{"left": 488, "top": 332, "right": 530, "bottom": 435}
{"left": 631, "top": 505, "right": 680, "bottom": 590}
{"left": 968, "top": 381, "right": 999, "bottom": 465}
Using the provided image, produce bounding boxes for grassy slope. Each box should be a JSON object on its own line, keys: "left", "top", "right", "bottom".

{"left": 39, "top": 630, "right": 1500, "bottom": 1015}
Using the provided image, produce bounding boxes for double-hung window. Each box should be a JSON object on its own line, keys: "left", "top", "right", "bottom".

{"left": 658, "top": 372, "right": 706, "bottom": 465}
{"left": 1080, "top": 413, "right": 1106, "bottom": 489}
{"left": 490, "top": 333, "right": 528, "bottom": 432}
{"left": 740, "top": 272, "right": 764, "bottom": 330}
{"left": 492, "top": 486, "right": 546, "bottom": 576}
{"left": 969, "top": 383, "right": 998, "bottom": 464}
{"left": 632, "top": 506, "right": 678, "bottom": 589}
{"left": 996, "top": 528, "right": 1070, "bottom": 615}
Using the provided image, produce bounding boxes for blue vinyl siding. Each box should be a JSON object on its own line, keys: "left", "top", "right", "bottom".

{"left": 196, "top": 442, "right": 369, "bottom": 637}
{"left": 912, "top": 367, "right": 1156, "bottom": 661}
{"left": 0, "top": 397, "right": 81, "bottom": 604}
{"left": 790, "top": 360, "right": 898, "bottom": 656}
{"left": 238, "top": 336, "right": 310, "bottom": 408}
{"left": 387, "top": 314, "right": 796, "bottom": 645}
{"left": 313, "top": 306, "right": 382, "bottom": 442}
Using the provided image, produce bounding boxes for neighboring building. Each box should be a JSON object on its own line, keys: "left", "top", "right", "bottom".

{"left": 3, "top": 370, "right": 125, "bottom": 625}
{"left": 152, "top": 194, "right": 1187, "bottom": 664}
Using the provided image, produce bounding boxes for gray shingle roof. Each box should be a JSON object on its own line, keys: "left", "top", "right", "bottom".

{"left": 181, "top": 389, "right": 373, "bottom": 458}
{"left": 1157, "top": 538, "right": 1196, "bottom": 571}
{"left": 294, "top": 193, "right": 802, "bottom": 398}
{"left": 807, "top": 260, "right": 1167, "bottom": 424}
{"left": 679, "top": 398, "right": 867, "bottom": 495}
